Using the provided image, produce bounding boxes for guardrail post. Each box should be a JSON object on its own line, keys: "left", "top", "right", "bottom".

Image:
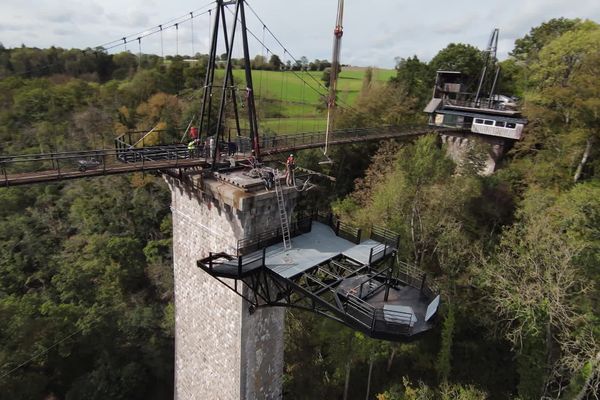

{"left": 335, "top": 220, "right": 340, "bottom": 236}
{"left": 420, "top": 273, "right": 427, "bottom": 294}
{"left": 371, "top": 309, "right": 376, "bottom": 334}
{"left": 368, "top": 247, "right": 373, "bottom": 265}
{"left": 209, "top": 252, "right": 213, "bottom": 271}
{"left": 238, "top": 256, "right": 243, "bottom": 277}
{"left": 262, "top": 247, "right": 266, "bottom": 266}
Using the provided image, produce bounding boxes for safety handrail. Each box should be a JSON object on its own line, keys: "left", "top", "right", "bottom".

{"left": 236, "top": 216, "right": 312, "bottom": 255}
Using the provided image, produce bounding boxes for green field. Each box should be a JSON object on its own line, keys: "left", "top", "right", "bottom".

{"left": 221, "top": 67, "right": 394, "bottom": 134}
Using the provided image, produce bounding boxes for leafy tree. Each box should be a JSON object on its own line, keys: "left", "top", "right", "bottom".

{"left": 112, "top": 52, "right": 138, "bottom": 80}
{"left": 429, "top": 43, "right": 484, "bottom": 90}
{"left": 512, "top": 20, "right": 600, "bottom": 186}
{"left": 251, "top": 54, "right": 267, "bottom": 70}
{"left": 269, "top": 54, "right": 283, "bottom": 70}
{"left": 391, "top": 56, "right": 431, "bottom": 106}
{"left": 511, "top": 17, "right": 581, "bottom": 63}
{"left": 480, "top": 184, "right": 600, "bottom": 399}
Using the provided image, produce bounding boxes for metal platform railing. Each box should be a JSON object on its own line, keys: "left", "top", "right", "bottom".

{"left": 197, "top": 248, "right": 267, "bottom": 278}
{"left": 371, "top": 225, "right": 401, "bottom": 248}
{"left": 236, "top": 216, "right": 312, "bottom": 256}
{"left": 314, "top": 211, "right": 362, "bottom": 244}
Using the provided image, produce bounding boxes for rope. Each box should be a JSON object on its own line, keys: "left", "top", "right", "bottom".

{"left": 256, "top": 25, "right": 266, "bottom": 115}
{"left": 0, "top": 326, "right": 86, "bottom": 380}
{"left": 278, "top": 54, "right": 285, "bottom": 133}
{"left": 137, "top": 37, "right": 142, "bottom": 68}
{"left": 208, "top": 9, "right": 212, "bottom": 54}
{"left": 190, "top": 12, "right": 195, "bottom": 55}
{"left": 179, "top": 116, "right": 197, "bottom": 143}
{"left": 170, "top": 206, "right": 237, "bottom": 254}
{"left": 283, "top": 54, "right": 290, "bottom": 133}
{"left": 175, "top": 23, "right": 179, "bottom": 56}
{"left": 224, "top": 6, "right": 360, "bottom": 122}
{"left": 222, "top": 7, "right": 327, "bottom": 101}
{"left": 241, "top": 3, "right": 363, "bottom": 117}
{"left": 160, "top": 25, "right": 164, "bottom": 59}
{"left": 298, "top": 76, "right": 305, "bottom": 132}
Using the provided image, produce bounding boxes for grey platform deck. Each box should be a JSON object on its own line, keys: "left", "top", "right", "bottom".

{"left": 369, "top": 285, "right": 435, "bottom": 335}
{"left": 336, "top": 275, "right": 436, "bottom": 336}
{"left": 264, "top": 222, "right": 382, "bottom": 279}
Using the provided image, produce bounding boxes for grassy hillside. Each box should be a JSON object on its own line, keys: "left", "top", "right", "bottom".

{"left": 224, "top": 67, "right": 394, "bottom": 134}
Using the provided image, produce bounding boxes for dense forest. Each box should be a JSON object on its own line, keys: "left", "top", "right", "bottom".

{"left": 0, "top": 17, "right": 599, "bottom": 399}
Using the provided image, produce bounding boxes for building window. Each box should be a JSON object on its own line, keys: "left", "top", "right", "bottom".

{"left": 506, "top": 122, "right": 516, "bottom": 129}
{"left": 484, "top": 120, "right": 494, "bottom": 125}
{"left": 495, "top": 121, "right": 506, "bottom": 127}
{"left": 475, "top": 119, "right": 484, "bottom": 124}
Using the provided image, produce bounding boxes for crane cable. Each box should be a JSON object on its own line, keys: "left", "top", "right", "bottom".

{"left": 322, "top": 0, "right": 344, "bottom": 163}
{"left": 237, "top": 3, "right": 362, "bottom": 119}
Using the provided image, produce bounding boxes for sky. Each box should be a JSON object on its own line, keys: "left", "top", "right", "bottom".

{"left": 0, "top": 0, "right": 598, "bottom": 68}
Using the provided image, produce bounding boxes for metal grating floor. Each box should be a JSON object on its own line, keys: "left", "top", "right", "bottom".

{"left": 264, "top": 222, "right": 382, "bottom": 278}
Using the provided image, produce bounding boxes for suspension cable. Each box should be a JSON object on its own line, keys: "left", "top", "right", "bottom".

{"left": 226, "top": 5, "right": 361, "bottom": 117}
{"left": 99, "top": 7, "right": 214, "bottom": 53}
{"left": 244, "top": 3, "right": 344, "bottom": 102}
{"left": 96, "top": 1, "right": 215, "bottom": 49}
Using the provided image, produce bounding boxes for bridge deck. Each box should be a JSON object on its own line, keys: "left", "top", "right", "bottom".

{"left": 1, "top": 158, "right": 208, "bottom": 186}
{"left": 1, "top": 126, "right": 458, "bottom": 187}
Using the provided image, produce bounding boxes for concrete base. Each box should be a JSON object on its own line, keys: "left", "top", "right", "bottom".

{"left": 166, "top": 172, "right": 295, "bottom": 400}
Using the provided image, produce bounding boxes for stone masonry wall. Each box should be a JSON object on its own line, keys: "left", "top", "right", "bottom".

{"left": 441, "top": 132, "right": 506, "bottom": 175}
{"left": 166, "top": 175, "right": 293, "bottom": 400}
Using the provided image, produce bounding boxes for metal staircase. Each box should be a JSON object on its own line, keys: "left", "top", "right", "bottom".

{"left": 274, "top": 176, "right": 292, "bottom": 250}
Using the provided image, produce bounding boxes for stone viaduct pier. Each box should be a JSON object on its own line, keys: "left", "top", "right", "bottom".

{"left": 165, "top": 171, "right": 297, "bottom": 400}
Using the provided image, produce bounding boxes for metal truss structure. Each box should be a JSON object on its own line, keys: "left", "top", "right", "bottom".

{"left": 198, "top": 214, "right": 439, "bottom": 341}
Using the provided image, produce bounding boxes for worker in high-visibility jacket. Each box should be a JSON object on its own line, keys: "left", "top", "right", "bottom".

{"left": 188, "top": 139, "right": 198, "bottom": 158}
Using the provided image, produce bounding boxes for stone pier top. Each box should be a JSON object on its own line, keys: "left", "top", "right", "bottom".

{"left": 167, "top": 166, "right": 298, "bottom": 213}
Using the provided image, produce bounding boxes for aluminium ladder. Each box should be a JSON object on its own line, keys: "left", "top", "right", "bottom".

{"left": 274, "top": 176, "right": 292, "bottom": 250}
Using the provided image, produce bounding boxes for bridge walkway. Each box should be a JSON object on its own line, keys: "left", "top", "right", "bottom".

{"left": 1, "top": 126, "right": 459, "bottom": 187}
